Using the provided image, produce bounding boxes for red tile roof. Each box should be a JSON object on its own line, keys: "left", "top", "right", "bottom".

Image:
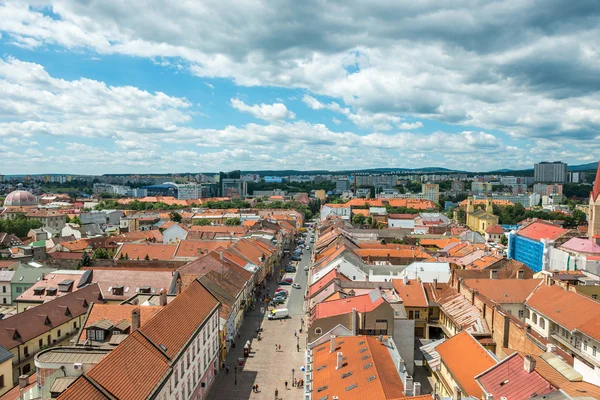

{"left": 388, "top": 213, "right": 418, "bottom": 219}
{"left": 436, "top": 331, "right": 496, "bottom": 398}
{"left": 517, "top": 221, "right": 568, "bottom": 241}
{"left": 308, "top": 269, "right": 350, "bottom": 298}
{"left": 312, "top": 291, "right": 385, "bottom": 320}
{"left": 139, "top": 279, "right": 219, "bottom": 359}
{"left": 86, "top": 330, "right": 170, "bottom": 400}
{"left": 311, "top": 336, "right": 405, "bottom": 400}
{"left": 485, "top": 224, "right": 504, "bottom": 234}
{"left": 476, "top": 353, "right": 554, "bottom": 400}
{"left": 0, "top": 284, "right": 102, "bottom": 350}
{"left": 115, "top": 243, "right": 178, "bottom": 260}
{"left": 174, "top": 240, "right": 235, "bottom": 258}
{"left": 526, "top": 284, "right": 600, "bottom": 341}
{"left": 58, "top": 375, "right": 109, "bottom": 400}
{"left": 463, "top": 279, "right": 543, "bottom": 304}
{"left": 83, "top": 304, "right": 162, "bottom": 331}
{"left": 392, "top": 280, "right": 428, "bottom": 307}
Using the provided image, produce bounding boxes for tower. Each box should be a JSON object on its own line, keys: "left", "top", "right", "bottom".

{"left": 589, "top": 161, "right": 600, "bottom": 240}
{"left": 485, "top": 197, "right": 493, "bottom": 213}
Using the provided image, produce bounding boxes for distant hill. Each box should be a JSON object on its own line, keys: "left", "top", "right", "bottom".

{"left": 568, "top": 162, "right": 598, "bottom": 171}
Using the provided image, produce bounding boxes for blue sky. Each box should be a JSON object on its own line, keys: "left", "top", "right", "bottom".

{"left": 0, "top": 1, "right": 599, "bottom": 174}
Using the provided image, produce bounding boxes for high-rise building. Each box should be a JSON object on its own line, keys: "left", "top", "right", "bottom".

{"left": 422, "top": 183, "right": 439, "bottom": 203}
{"left": 218, "top": 170, "right": 242, "bottom": 197}
{"left": 335, "top": 179, "right": 350, "bottom": 194}
{"left": 221, "top": 179, "right": 247, "bottom": 199}
{"left": 534, "top": 161, "right": 567, "bottom": 183}
{"left": 533, "top": 183, "right": 563, "bottom": 196}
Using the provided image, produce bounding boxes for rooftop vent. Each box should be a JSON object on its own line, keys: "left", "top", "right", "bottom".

{"left": 345, "top": 384, "right": 357, "bottom": 391}
{"left": 317, "top": 386, "right": 328, "bottom": 392}
{"left": 367, "top": 375, "right": 377, "bottom": 382}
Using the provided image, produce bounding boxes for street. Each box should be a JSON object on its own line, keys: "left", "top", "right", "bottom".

{"left": 206, "top": 237, "right": 313, "bottom": 400}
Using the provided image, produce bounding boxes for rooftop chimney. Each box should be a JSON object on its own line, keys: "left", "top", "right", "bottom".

{"left": 485, "top": 394, "right": 494, "bottom": 400}
{"left": 524, "top": 355, "right": 536, "bottom": 373}
{"left": 517, "top": 269, "right": 525, "bottom": 280}
{"left": 132, "top": 308, "right": 141, "bottom": 332}
{"left": 351, "top": 308, "right": 358, "bottom": 335}
{"left": 336, "top": 352, "right": 343, "bottom": 370}
{"left": 159, "top": 290, "right": 167, "bottom": 307}
{"left": 490, "top": 269, "right": 498, "bottom": 280}
{"left": 413, "top": 382, "right": 421, "bottom": 396}
{"left": 18, "top": 375, "right": 28, "bottom": 389}
{"left": 398, "top": 359, "right": 405, "bottom": 373}
{"left": 433, "top": 278, "right": 438, "bottom": 290}
{"left": 176, "top": 277, "right": 182, "bottom": 295}
{"left": 405, "top": 375, "right": 413, "bottom": 393}
{"left": 453, "top": 386, "right": 462, "bottom": 400}
{"left": 330, "top": 335, "right": 336, "bottom": 353}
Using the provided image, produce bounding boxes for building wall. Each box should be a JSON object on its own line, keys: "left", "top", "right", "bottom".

{"left": 509, "top": 234, "right": 544, "bottom": 272}
{"left": 388, "top": 219, "right": 415, "bottom": 229}
{"left": 0, "top": 359, "right": 13, "bottom": 397}
{"left": 589, "top": 195, "right": 600, "bottom": 240}
{"left": 9, "top": 315, "right": 84, "bottom": 384}
{"left": 0, "top": 283, "right": 11, "bottom": 305}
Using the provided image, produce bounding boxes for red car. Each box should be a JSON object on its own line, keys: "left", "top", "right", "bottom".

{"left": 284, "top": 277, "right": 293, "bottom": 283}
{"left": 275, "top": 288, "right": 288, "bottom": 293}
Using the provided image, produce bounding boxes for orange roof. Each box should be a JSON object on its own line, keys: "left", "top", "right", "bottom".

{"left": 356, "top": 248, "right": 430, "bottom": 259}
{"left": 114, "top": 243, "right": 178, "bottom": 260}
{"left": 324, "top": 203, "right": 349, "bottom": 208}
{"left": 465, "top": 255, "right": 502, "bottom": 270}
{"left": 392, "top": 280, "right": 428, "bottom": 307}
{"left": 174, "top": 240, "right": 235, "bottom": 258}
{"left": 56, "top": 375, "right": 108, "bottom": 400}
{"left": 268, "top": 195, "right": 285, "bottom": 200}
{"left": 344, "top": 198, "right": 385, "bottom": 207}
{"left": 436, "top": 331, "right": 496, "bottom": 398}
{"left": 388, "top": 213, "right": 418, "bottom": 219}
{"left": 83, "top": 304, "right": 162, "bottom": 331}
{"left": 463, "top": 279, "right": 542, "bottom": 303}
{"left": 311, "top": 336, "right": 405, "bottom": 400}
{"left": 189, "top": 225, "right": 246, "bottom": 233}
{"left": 243, "top": 219, "right": 259, "bottom": 227}
{"left": 517, "top": 221, "right": 568, "bottom": 241}
{"left": 526, "top": 285, "right": 600, "bottom": 341}
{"left": 385, "top": 198, "right": 436, "bottom": 209}
{"left": 61, "top": 239, "right": 91, "bottom": 252}
{"left": 308, "top": 269, "right": 349, "bottom": 298}
{"left": 111, "top": 230, "right": 163, "bottom": 243}
{"left": 312, "top": 292, "right": 385, "bottom": 320}
{"left": 352, "top": 209, "right": 370, "bottom": 216}
{"left": 419, "top": 237, "right": 461, "bottom": 249}
{"left": 140, "top": 279, "right": 219, "bottom": 359}
{"left": 85, "top": 330, "right": 170, "bottom": 400}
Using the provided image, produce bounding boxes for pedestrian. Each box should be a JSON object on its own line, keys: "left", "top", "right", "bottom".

{"left": 285, "top": 380, "right": 288, "bottom": 390}
{"left": 297, "top": 344, "right": 300, "bottom": 352}
{"left": 275, "top": 388, "right": 279, "bottom": 399}
{"left": 278, "top": 344, "right": 281, "bottom": 351}
{"left": 226, "top": 365, "right": 230, "bottom": 374}
{"left": 275, "top": 344, "right": 278, "bottom": 352}
{"left": 252, "top": 384, "right": 256, "bottom": 392}
{"left": 294, "top": 329, "right": 296, "bottom": 336}
{"left": 256, "top": 384, "right": 259, "bottom": 392}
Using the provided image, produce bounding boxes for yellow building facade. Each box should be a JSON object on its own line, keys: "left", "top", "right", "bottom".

{"left": 465, "top": 197, "right": 499, "bottom": 234}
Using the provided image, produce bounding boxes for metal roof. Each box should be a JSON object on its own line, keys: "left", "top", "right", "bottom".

{"left": 36, "top": 348, "right": 110, "bottom": 364}
{"left": 419, "top": 338, "right": 445, "bottom": 371}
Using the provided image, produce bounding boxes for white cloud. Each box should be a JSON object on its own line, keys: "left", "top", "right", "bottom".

{"left": 230, "top": 98, "right": 295, "bottom": 121}
{"left": 332, "top": 117, "right": 341, "bottom": 125}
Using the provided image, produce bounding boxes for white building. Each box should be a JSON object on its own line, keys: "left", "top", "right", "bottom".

{"left": 0, "top": 270, "right": 14, "bottom": 305}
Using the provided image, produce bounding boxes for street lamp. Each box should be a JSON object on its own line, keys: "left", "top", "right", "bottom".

{"left": 234, "top": 366, "right": 237, "bottom": 385}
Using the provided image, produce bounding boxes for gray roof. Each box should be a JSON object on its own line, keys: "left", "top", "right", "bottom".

{"left": 10, "top": 264, "right": 57, "bottom": 285}
{"left": 0, "top": 270, "right": 15, "bottom": 283}
{"left": 0, "top": 345, "right": 13, "bottom": 364}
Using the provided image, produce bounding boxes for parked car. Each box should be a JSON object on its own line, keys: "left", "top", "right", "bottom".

{"left": 268, "top": 308, "right": 289, "bottom": 320}
{"left": 278, "top": 280, "right": 292, "bottom": 285}
{"left": 275, "top": 288, "right": 288, "bottom": 294}
{"left": 284, "top": 277, "right": 293, "bottom": 283}
{"left": 304, "top": 265, "right": 309, "bottom": 271}
{"left": 291, "top": 255, "right": 301, "bottom": 261}
{"left": 292, "top": 283, "right": 301, "bottom": 289}
{"left": 305, "top": 246, "right": 310, "bottom": 250}
{"left": 269, "top": 299, "right": 285, "bottom": 307}
{"left": 285, "top": 267, "right": 297, "bottom": 273}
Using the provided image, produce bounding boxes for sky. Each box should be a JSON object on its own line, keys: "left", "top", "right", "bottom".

{"left": 0, "top": 1, "right": 599, "bottom": 175}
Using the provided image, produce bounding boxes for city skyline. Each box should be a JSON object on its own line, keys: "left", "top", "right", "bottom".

{"left": 1, "top": 1, "right": 599, "bottom": 174}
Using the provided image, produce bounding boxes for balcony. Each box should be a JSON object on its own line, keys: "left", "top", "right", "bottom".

{"left": 550, "top": 334, "right": 600, "bottom": 368}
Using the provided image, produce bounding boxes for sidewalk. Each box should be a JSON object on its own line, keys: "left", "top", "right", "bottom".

{"left": 207, "top": 273, "right": 305, "bottom": 400}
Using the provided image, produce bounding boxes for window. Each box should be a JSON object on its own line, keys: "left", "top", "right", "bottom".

{"left": 2, "top": 298, "right": 5, "bottom": 304}
{"left": 23, "top": 346, "right": 29, "bottom": 357}
{"left": 57, "top": 329, "right": 61, "bottom": 337}
{"left": 540, "top": 318, "right": 545, "bottom": 329}
{"left": 22, "top": 364, "right": 31, "bottom": 375}
{"left": 532, "top": 313, "right": 537, "bottom": 324}
{"left": 87, "top": 330, "right": 96, "bottom": 340}
{"left": 73, "top": 322, "right": 77, "bottom": 329}
{"left": 16, "top": 287, "right": 22, "bottom": 293}
{"left": 594, "top": 346, "right": 597, "bottom": 357}
{"left": 39, "top": 339, "right": 43, "bottom": 348}
{"left": 2, "top": 286, "right": 5, "bottom": 293}
{"left": 315, "top": 328, "right": 322, "bottom": 335}
{"left": 518, "top": 310, "right": 524, "bottom": 319}
{"left": 408, "top": 311, "right": 414, "bottom": 319}
{"left": 414, "top": 311, "right": 420, "bottom": 319}
{"left": 96, "top": 330, "right": 105, "bottom": 341}
{"left": 0, "top": 375, "right": 4, "bottom": 388}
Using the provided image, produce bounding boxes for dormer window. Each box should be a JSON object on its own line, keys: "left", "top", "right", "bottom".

{"left": 33, "top": 287, "right": 45, "bottom": 296}
{"left": 139, "top": 286, "right": 151, "bottom": 294}
{"left": 46, "top": 287, "right": 57, "bottom": 296}
{"left": 112, "top": 286, "right": 124, "bottom": 296}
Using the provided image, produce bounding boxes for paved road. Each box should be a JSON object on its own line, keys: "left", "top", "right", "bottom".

{"left": 206, "top": 236, "right": 313, "bottom": 400}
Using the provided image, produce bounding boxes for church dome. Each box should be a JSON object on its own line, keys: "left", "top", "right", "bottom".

{"left": 4, "top": 190, "right": 37, "bottom": 207}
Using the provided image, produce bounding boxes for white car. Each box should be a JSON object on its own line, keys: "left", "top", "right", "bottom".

{"left": 292, "top": 283, "right": 301, "bottom": 289}
{"left": 304, "top": 266, "right": 309, "bottom": 271}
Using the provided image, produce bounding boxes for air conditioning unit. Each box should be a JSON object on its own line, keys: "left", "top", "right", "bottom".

{"left": 73, "top": 363, "right": 83, "bottom": 370}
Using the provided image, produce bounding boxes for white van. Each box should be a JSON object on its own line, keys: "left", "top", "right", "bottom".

{"left": 268, "top": 308, "right": 289, "bottom": 320}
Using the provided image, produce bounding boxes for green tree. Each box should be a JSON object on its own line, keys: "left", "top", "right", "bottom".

{"left": 78, "top": 251, "right": 91, "bottom": 268}
{"left": 352, "top": 214, "right": 366, "bottom": 225}
{"left": 308, "top": 199, "right": 321, "bottom": 216}
{"left": 225, "top": 217, "right": 241, "bottom": 226}
{"left": 70, "top": 215, "right": 82, "bottom": 225}
{"left": 65, "top": 214, "right": 71, "bottom": 223}
{"left": 456, "top": 208, "right": 466, "bottom": 224}
{"left": 169, "top": 211, "right": 182, "bottom": 223}
{"left": 573, "top": 209, "right": 587, "bottom": 223}
{"left": 193, "top": 218, "right": 212, "bottom": 226}
{"left": 93, "top": 248, "right": 110, "bottom": 259}
{"left": 369, "top": 186, "right": 376, "bottom": 199}
{"left": 0, "top": 214, "right": 43, "bottom": 237}
{"left": 500, "top": 234, "right": 508, "bottom": 246}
